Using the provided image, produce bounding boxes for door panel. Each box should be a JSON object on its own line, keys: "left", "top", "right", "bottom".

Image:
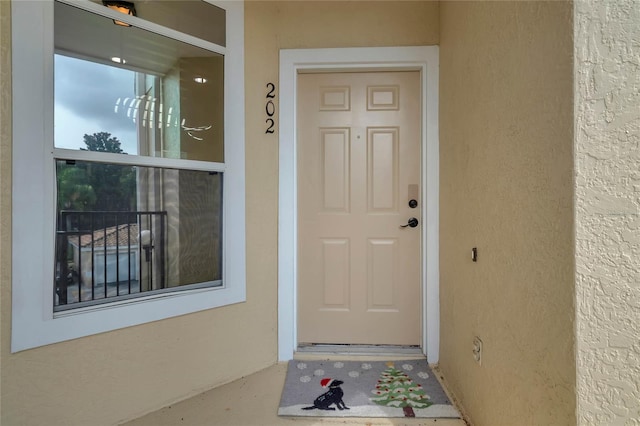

{"left": 321, "top": 129, "right": 350, "bottom": 212}
{"left": 368, "top": 128, "right": 398, "bottom": 212}
{"left": 321, "top": 238, "right": 350, "bottom": 308}
{"left": 368, "top": 238, "right": 397, "bottom": 310}
{"left": 297, "top": 71, "right": 421, "bottom": 345}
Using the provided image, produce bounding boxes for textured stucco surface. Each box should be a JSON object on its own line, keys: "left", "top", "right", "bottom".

{"left": 0, "top": 2, "right": 439, "bottom": 424}
{"left": 439, "top": 2, "right": 576, "bottom": 425}
{"left": 575, "top": 0, "right": 640, "bottom": 424}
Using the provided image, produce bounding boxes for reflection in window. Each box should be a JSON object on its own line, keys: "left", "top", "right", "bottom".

{"left": 54, "top": 1, "right": 224, "bottom": 162}
{"left": 87, "top": 0, "right": 227, "bottom": 47}
{"left": 54, "top": 160, "right": 223, "bottom": 310}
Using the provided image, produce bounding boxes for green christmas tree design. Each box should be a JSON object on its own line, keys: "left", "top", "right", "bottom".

{"left": 370, "top": 362, "right": 432, "bottom": 417}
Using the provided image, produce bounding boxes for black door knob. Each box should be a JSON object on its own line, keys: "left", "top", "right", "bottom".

{"left": 400, "top": 217, "right": 419, "bottom": 228}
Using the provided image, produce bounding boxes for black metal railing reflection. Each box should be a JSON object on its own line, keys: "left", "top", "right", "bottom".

{"left": 55, "top": 210, "right": 167, "bottom": 310}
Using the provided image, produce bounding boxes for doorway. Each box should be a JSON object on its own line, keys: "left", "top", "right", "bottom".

{"left": 297, "top": 71, "right": 422, "bottom": 345}
{"left": 278, "top": 47, "right": 440, "bottom": 361}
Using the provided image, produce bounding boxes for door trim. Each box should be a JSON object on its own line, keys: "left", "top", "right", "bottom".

{"left": 278, "top": 46, "right": 439, "bottom": 362}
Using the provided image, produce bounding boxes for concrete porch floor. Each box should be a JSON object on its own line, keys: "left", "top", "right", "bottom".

{"left": 123, "top": 362, "right": 468, "bottom": 426}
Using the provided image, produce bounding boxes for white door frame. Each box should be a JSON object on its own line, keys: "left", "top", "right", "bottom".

{"left": 278, "top": 46, "right": 439, "bottom": 362}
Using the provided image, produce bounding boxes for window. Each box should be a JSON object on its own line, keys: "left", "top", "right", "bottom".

{"left": 11, "top": 0, "right": 245, "bottom": 352}
{"left": 53, "top": 1, "right": 226, "bottom": 310}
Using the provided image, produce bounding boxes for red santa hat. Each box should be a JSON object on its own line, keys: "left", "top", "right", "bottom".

{"left": 320, "top": 378, "right": 334, "bottom": 388}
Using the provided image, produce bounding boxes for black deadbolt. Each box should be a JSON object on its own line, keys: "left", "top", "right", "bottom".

{"left": 409, "top": 199, "right": 418, "bottom": 208}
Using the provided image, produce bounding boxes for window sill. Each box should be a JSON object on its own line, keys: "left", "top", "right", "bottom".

{"left": 12, "top": 281, "right": 245, "bottom": 353}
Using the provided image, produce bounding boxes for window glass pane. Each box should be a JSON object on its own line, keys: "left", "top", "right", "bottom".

{"left": 54, "top": 160, "right": 223, "bottom": 310}
{"left": 54, "top": 1, "right": 224, "bottom": 162}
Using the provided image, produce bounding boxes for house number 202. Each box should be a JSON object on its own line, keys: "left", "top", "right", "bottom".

{"left": 265, "top": 83, "right": 276, "bottom": 134}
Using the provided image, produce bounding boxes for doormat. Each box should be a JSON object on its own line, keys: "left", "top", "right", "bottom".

{"left": 278, "top": 360, "right": 461, "bottom": 419}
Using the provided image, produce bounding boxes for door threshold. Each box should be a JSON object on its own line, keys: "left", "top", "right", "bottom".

{"left": 294, "top": 344, "right": 425, "bottom": 361}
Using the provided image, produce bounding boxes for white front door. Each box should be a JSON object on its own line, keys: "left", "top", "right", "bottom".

{"left": 297, "top": 71, "right": 422, "bottom": 345}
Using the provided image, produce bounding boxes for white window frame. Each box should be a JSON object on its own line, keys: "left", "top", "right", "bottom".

{"left": 11, "top": 0, "right": 245, "bottom": 352}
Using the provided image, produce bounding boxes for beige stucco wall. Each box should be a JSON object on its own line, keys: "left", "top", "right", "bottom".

{"left": 0, "top": 2, "right": 439, "bottom": 424}
{"left": 574, "top": 0, "right": 640, "bottom": 423}
{"left": 439, "top": 2, "right": 576, "bottom": 425}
